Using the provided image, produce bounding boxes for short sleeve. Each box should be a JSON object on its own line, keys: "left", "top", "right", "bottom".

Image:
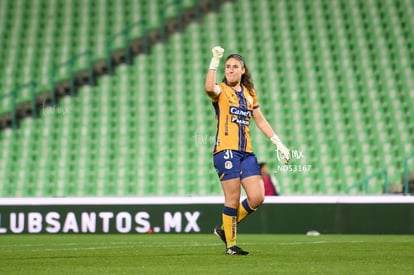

{"left": 251, "top": 89, "right": 260, "bottom": 109}
{"left": 211, "top": 83, "right": 223, "bottom": 103}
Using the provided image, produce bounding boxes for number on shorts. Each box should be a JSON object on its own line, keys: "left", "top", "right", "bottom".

{"left": 223, "top": 150, "right": 233, "bottom": 160}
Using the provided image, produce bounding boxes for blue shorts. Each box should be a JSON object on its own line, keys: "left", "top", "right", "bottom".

{"left": 213, "top": 150, "right": 261, "bottom": 181}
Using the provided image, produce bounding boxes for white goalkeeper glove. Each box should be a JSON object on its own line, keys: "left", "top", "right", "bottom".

{"left": 270, "top": 134, "right": 291, "bottom": 164}
{"left": 209, "top": 46, "right": 224, "bottom": 70}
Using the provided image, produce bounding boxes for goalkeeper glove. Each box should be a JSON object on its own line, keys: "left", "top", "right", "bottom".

{"left": 270, "top": 134, "right": 291, "bottom": 164}
{"left": 209, "top": 46, "right": 224, "bottom": 70}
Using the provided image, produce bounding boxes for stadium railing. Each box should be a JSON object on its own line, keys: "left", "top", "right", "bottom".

{"left": 2, "top": 81, "right": 38, "bottom": 129}
{"left": 50, "top": 50, "right": 95, "bottom": 105}
{"left": 0, "top": 91, "right": 17, "bottom": 129}
{"left": 1, "top": 0, "right": 223, "bottom": 129}
{"left": 403, "top": 152, "right": 414, "bottom": 195}
{"left": 106, "top": 20, "right": 148, "bottom": 75}
{"left": 346, "top": 169, "right": 389, "bottom": 194}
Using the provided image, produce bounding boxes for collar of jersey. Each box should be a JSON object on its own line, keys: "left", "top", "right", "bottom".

{"left": 224, "top": 80, "right": 244, "bottom": 93}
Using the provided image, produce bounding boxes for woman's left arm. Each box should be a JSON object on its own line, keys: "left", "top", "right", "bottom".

{"left": 253, "top": 108, "right": 291, "bottom": 164}
{"left": 252, "top": 108, "right": 275, "bottom": 138}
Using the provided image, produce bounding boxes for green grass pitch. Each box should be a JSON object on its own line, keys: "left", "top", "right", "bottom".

{"left": 1, "top": 234, "right": 413, "bottom": 274}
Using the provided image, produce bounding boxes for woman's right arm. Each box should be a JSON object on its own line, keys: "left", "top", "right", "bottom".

{"left": 205, "top": 69, "right": 219, "bottom": 99}
{"left": 205, "top": 46, "right": 224, "bottom": 99}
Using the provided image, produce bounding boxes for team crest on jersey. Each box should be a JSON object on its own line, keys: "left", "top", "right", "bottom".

{"left": 225, "top": 161, "right": 233, "bottom": 170}
{"left": 226, "top": 91, "right": 238, "bottom": 105}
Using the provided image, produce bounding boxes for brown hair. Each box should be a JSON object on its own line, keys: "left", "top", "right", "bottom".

{"left": 222, "top": 54, "right": 255, "bottom": 96}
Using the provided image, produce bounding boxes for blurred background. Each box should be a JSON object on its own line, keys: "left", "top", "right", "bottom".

{"left": 0, "top": 0, "right": 413, "bottom": 198}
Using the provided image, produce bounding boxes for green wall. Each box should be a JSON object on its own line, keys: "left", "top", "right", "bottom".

{"left": 1, "top": 202, "right": 413, "bottom": 234}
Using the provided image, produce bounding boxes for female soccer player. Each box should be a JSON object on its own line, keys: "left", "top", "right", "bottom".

{"left": 205, "top": 46, "right": 290, "bottom": 255}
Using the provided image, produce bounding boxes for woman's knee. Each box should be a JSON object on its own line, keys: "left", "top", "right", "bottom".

{"left": 242, "top": 176, "right": 265, "bottom": 208}
{"left": 224, "top": 198, "right": 240, "bottom": 209}
{"left": 249, "top": 194, "right": 264, "bottom": 209}
{"left": 221, "top": 178, "right": 241, "bottom": 209}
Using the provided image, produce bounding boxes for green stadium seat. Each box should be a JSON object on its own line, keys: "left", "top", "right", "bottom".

{"left": 0, "top": 0, "right": 414, "bottom": 197}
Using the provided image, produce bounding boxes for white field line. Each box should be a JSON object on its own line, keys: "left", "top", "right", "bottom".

{"left": 28, "top": 243, "right": 222, "bottom": 252}
{"left": 2, "top": 239, "right": 414, "bottom": 252}
{"left": 273, "top": 240, "right": 366, "bottom": 245}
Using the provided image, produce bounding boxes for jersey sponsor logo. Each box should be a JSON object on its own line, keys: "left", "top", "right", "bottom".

{"left": 224, "top": 161, "right": 233, "bottom": 169}
{"left": 229, "top": 107, "right": 251, "bottom": 118}
{"left": 231, "top": 117, "right": 250, "bottom": 126}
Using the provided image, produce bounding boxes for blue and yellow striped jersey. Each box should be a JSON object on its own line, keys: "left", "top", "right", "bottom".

{"left": 211, "top": 82, "right": 260, "bottom": 154}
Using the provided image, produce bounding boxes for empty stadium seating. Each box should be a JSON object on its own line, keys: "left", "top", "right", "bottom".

{"left": 0, "top": 0, "right": 413, "bottom": 197}
{"left": 0, "top": 0, "right": 196, "bottom": 115}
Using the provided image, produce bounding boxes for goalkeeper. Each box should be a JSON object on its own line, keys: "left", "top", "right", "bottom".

{"left": 205, "top": 46, "right": 291, "bottom": 255}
